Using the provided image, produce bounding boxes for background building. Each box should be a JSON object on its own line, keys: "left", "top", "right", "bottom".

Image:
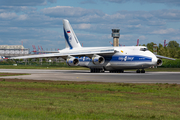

{"left": 0, "top": 45, "right": 29, "bottom": 58}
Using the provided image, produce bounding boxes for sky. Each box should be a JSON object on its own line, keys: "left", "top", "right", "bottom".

{"left": 0, "top": 0, "right": 180, "bottom": 51}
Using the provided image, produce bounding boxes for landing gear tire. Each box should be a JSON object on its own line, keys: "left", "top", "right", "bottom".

{"left": 136, "top": 69, "right": 140, "bottom": 73}
{"left": 141, "top": 69, "right": 145, "bottom": 73}
{"left": 136, "top": 69, "right": 145, "bottom": 73}
{"left": 90, "top": 68, "right": 103, "bottom": 73}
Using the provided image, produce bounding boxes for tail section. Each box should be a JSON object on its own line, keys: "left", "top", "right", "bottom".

{"left": 63, "top": 19, "right": 82, "bottom": 49}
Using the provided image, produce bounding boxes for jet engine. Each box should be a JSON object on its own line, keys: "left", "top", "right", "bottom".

{"left": 92, "top": 55, "right": 105, "bottom": 65}
{"left": 157, "top": 59, "right": 163, "bottom": 66}
{"left": 66, "top": 57, "right": 79, "bottom": 66}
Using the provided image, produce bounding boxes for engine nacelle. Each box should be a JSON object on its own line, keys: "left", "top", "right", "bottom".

{"left": 157, "top": 59, "right": 163, "bottom": 66}
{"left": 92, "top": 55, "right": 105, "bottom": 65}
{"left": 66, "top": 57, "right": 79, "bottom": 66}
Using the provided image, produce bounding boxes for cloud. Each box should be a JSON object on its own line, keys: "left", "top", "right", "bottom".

{"left": 0, "top": 0, "right": 47, "bottom": 6}
{"left": 0, "top": 4, "right": 180, "bottom": 48}
{"left": 151, "top": 28, "right": 180, "bottom": 35}
{"left": 0, "top": 26, "right": 61, "bottom": 49}
{"left": 0, "top": 12, "right": 17, "bottom": 19}
{"left": 80, "top": 0, "right": 96, "bottom": 4}
{"left": 0, "top": 6, "right": 37, "bottom": 13}
{"left": 170, "top": 36, "right": 180, "bottom": 40}
{"left": 138, "top": 35, "right": 146, "bottom": 40}
{"left": 77, "top": 24, "right": 91, "bottom": 29}
{"left": 137, "top": 0, "right": 180, "bottom": 6}
{"left": 102, "top": 0, "right": 180, "bottom": 6}
{"left": 152, "top": 10, "right": 180, "bottom": 21}
{"left": 127, "top": 24, "right": 141, "bottom": 28}
{"left": 47, "top": 0, "right": 57, "bottom": 3}
{"left": 18, "top": 14, "right": 28, "bottom": 20}
{"left": 102, "top": 0, "right": 130, "bottom": 3}
{"left": 2, "top": 6, "right": 177, "bottom": 32}
{"left": 41, "top": 6, "right": 104, "bottom": 18}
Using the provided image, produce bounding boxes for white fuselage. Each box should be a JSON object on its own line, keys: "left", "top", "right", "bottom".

{"left": 59, "top": 46, "right": 158, "bottom": 70}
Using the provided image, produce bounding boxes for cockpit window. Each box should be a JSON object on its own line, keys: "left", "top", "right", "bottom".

{"left": 140, "top": 48, "right": 148, "bottom": 51}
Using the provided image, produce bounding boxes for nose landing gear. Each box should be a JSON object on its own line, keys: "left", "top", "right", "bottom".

{"left": 136, "top": 69, "right": 145, "bottom": 73}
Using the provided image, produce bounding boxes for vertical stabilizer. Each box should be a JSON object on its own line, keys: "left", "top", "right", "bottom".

{"left": 63, "top": 19, "right": 82, "bottom": 49}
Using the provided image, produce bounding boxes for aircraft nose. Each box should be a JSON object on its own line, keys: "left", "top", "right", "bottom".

{"left": 152, "top": 54, "right": 158, "bottom": 66}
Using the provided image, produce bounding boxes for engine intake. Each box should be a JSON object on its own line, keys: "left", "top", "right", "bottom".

{"left": 157, "top": 59, "right": 163, "bottom": 66}
{"left": 66, "top": 57, "right": 79, "bottom": 66}
{"left": 92, "top": 55, "right": 105, "bottom": 65}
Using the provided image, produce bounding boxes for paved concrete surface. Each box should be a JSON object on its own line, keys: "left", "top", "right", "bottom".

{"left": 0, "top": 69, "right": 180, "bottom": 84}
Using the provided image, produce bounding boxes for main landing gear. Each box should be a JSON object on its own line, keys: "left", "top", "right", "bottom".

{"left": 90, "top": 68, "right": 104, "bottom": 73}
{"left": 136, "top": 69, "right": 145, "bottom": 73}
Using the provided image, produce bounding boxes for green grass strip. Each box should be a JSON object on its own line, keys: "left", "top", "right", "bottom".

{"left": 0, "top": 79, "right": 180, "bottom": 120}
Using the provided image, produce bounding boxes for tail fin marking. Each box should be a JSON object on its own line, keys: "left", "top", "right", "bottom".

{"left": 63, "top": 28, "right": 73, "bottom": 49}
{"left": 63, "top": 19, "right": 82, "bottom": 49}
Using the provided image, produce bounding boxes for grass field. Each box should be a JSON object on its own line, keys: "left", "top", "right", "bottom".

{"left": 0, "top": 79, "right": 180, "bottom": 120}
{"left": 0, "top": 65, "right": 89, "bottom": 70}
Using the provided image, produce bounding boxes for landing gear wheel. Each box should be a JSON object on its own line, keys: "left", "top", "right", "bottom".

{"left": 141, "top": 69, "right": 145, "bottom": 73}
{"left": 136, "top": 69, "right": 140, "bottom": 73}
{"left": 120, "top": 70, "right": 124, "bottom": 73}
{"left": 90, "top": 68, "right": 103, "bottom": 73}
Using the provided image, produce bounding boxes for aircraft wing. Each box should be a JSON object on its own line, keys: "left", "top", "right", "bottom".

{"left": 10, "top": 53, "right": 64, "bottom": 59}
{"left": 36, "top": 51, "right": 59, "bottom": 53}
{"left": 156, "top": 55, "right": 175, "bottom": 60}
{"left": 10, "top": 48, "right": 115, "bottom": 59}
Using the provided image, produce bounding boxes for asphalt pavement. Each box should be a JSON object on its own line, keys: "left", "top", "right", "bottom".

{"left": 0, "top": 69, "right": 179, "bottom": 84}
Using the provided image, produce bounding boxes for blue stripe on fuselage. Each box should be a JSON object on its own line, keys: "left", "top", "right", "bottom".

{"left": 109, "top": 55, "right": 152, "bottom": 62}
{"left": 78, "top": 55, "right": 152, "bottom": 62}
{"left": 63, "top": 28, "right": 73, "bottom": 49}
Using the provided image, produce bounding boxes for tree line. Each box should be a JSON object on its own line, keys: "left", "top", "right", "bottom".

{"left": 140, "top": 40, "right": 180, "bottom": 59}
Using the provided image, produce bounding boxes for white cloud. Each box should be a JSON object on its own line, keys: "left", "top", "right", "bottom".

{"left": 0, "top": 12, "right": 17, "bottom": 19}
{"left": 0, "top": 4, "right": 180, "bottom": 48}
{"left": 102, "top": 0, "right": 180, "bottom": 6}
{"left": 0, "top": 0, "right": 48, "bottom": 6}
{"left": 107, "top": 13, "right": 126, "bottom": 19}
{"left": 170, "top": 36, "right": 180, "bottom": 40}
{"left": 127, "top": 24, "right": 141, "bottom": 28}
{"left": 151, "top": 28, "right": 179, "bottom": 34}
{"left": 41, "top": 6, "right": 104, "bottom": 18}
{"left": 137, "top": 0, "right": 180, "bottom": 6}
{"left": 18, "top": 14, "right": 28, "bottom": 20}
{"left": 0, "top": 6, "right": 37, "bottom": 13}
{"left": 120, "top": 35, "right": 134, "bottom": 40}
{"left": 80, "top": 0, "right": 96, "bottom": 4}
{"left": 77, "top": 24, "right": 91, "bottom": 29}
{"left": 103, "top": 0, "right": 129, "bottom": 3}
{"left": 152, "top": 10, "right": 180, "bottom": 21}
{"left": 138, "top": 35, "right": 146, "bottom": 40}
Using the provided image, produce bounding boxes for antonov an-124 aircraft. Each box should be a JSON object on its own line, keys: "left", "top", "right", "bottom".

{"left": 11, "top": 19, "right": 175, "bottom": 73}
